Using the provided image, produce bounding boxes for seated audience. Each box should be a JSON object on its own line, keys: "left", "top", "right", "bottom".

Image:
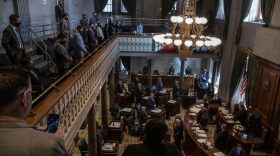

{"left": 54, "top": 33, "right": 72, "bottom": 75}
{"left": 168, "top": 65, "right": 175, "bottom": 75}
{"left": 135, "top": 82, "right": 144, "bottom": 104}
{"left": 71, "top": 25, "right": 87, "bottom": 64}
{"left": 173, "top": 117, "right": 183, "bottom": 151}
{"left": 123, "top": 119, "right": 181, "bottom": 156}
{"left": 172, "top": 80, "right": 180, "bottom": 100}
{"left": 116, "top": 80, "right": 127, "bottom": 95}
{"left": 156, "top": 77, "right": 164, "bottom": 91}
{"left": 197, "top": 101, "right": 210, "bottom": 131}
{"left": 87, "top": 24, "right": 98, "bottom": 51}
{"left": 147, "top": 92, "right": 157, "bottom": 111}
{"left": 185, "top": 65, "right": 192, "bottom": 75}
{"left": 215, "top": 124, "right": 228, "bottom": 151}
{"left": 0, "top": 67, "right": 69, "bottom": 156}
{"left": 138, "top": 106, "right": 148, "bottom": 125}
{"left": 21, "top": 57, "right": 43, "bottom": 92}
{"left": 229, "top": 144, "right": 246, "bottom": 156}
{"left": 234, "top": 104, "right": 248, "bottom": 127}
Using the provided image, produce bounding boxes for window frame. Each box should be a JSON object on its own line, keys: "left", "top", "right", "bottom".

{"left": 118, "top": 0, "right": 129, "bottom": 15}
{"left": 215, "top": 0, "right": 225, "bottom": 20}
{"left": 243, "top": 0, "right": 264, "bottom": 23}
{"left": 103, "top": 0, "right": 114, "bottom": 13}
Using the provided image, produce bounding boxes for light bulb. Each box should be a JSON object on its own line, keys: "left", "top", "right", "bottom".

{"left": 171, "top": 16, "right": 177, "bottom": 23}
{"left": 196, "top": 40, "right": 204, "bottom": 47}
{"left": 177, "top": 16, "right": 184, "bottom": 23}
{"left": 195, "top": 17, "right": 201, "bottom": 24}
{"left": 175, "top": 34, "right": 181, "bottom": 38}
{"left": 184, "top": 40, "right": 193, "bottom": 47}
{"left": 200, "top": 17, "right": 208, "bottom": 24}
{"left": 211, "top": 37, "right": 222, "bottom": 46}
{"left": 190, "top": 35, "right": 196, "bottom": 39}
{"left": 174, "top": 39, "right": 182, "bottom": 46}
{"left": 204, "top": 40, "right": 212, "bottom": 47}
{"left": 164, "top": 38, "right": 173, "bottom": 45}
{"left": 166, "top": 33, "right": 172, "bottom": 37}
{"left": 185, "top": 18, "right": 193, "bottom": 24}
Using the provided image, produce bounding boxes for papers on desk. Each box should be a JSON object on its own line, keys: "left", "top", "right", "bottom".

{"left": 143, "top": 96, "right": 149, "bottom": 100}
{"left": 197, "top": 133, "right": 208, "bottom": 138}
{"left": 191, "top": 127, "right": 200, "bottom": 130}
{"left": 227, "top": 120, "right": 234, "bottom": 123}
{"left": 189, "top": 113, "right": 197, "bottom": 116}
{"left": 109, "top": 122, "right": 121, "bottom": 128}
{"left": 214, "top": 152, "right": 226, "bottom": 156}
{"left": 196, "top": 129, "right": 206, "bottom": 134}
{"left": 224, "top": 115, "right": 233, "bottom": 119}
{"left": 190, "top": 107, "right": 201, "bottom": 114}
{"left": 101, "top": 143, "right": 116, "bottom": 152}
{"left": 150, "top": 108, "right": 162, "bottom": 113}
{"left": 221, "top": 109, "right": 229, "bottom": 114}
{"left": 159, "top": 90, "right": 167, "bottom": 94}
{"left": 197, "top": 138, "right": 206, "bottom": 143}
{"left": 121, "top": 108, "right": 132, "bottom": 112}
{"left": 168, "top": 100, "right": 177, "bottom": 104}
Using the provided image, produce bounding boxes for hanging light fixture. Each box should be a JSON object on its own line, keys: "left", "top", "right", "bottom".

{"left": 153, "top": 0, "right": 222, "bottom": 54}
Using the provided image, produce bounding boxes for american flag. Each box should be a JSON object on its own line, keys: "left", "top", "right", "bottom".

{"left": 240, "top": 71, "right": 248, "bottom": 96}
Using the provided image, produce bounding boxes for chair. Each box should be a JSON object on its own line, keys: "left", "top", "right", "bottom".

{"left": 252, "top": 127, "right": 268, "bottom": 150}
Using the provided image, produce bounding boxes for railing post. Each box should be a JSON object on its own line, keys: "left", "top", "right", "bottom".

{"left": 43, "top": 25, "right": 45, "bottom": 38}
{"left": 30, "top": 30, "right": 33, "bottom": 50}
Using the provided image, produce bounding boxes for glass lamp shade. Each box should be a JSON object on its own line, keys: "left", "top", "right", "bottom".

{"left": 158, "top": 38, "right": 165, "bottom": 44}
{"left": 196, "top": 40, "right": 204, "bottom": 47}
{"left": 211, "top": 37, "right": 222, "bottom": 46}
{"left": 175, "top": 34, "right": 181, "bottom": 38}
{"left": 185, "top": 18, "right": 194, "bottom": 24}
{"left": 171, "top": 16, "right": 177, "bottom": 23}
{"left": 177, "top": 16, "right": 184, "bottom": 23}
{"left": 184, "top": 40, "right": 193, "bottom": 47}
{"left": 204, "top": 40, "right": 212, "bottom": 47}
{"left": 200, "top": 17, "right": 208, "bottom": 24}
{"left": 190, "top": 35, "right": 196, "bottom": 39}
{"left": 174, "top": 39, "right": 182, "bottom": 46}
{"left": 166, "top": 33, "right": 172, "bottom": 37}
{"left": 164, "top": 38, "right": 173, "bottom": 45}
{"left": 195, "top": 17, "right": 201, "bottom": 24}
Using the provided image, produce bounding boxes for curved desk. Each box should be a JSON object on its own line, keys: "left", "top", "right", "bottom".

{"left": 184, "top": 104, "right": 222, "bottom": 156}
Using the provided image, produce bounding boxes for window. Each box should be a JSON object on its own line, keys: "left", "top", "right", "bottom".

{"left": 103, "top": 0, "right": 113, "bottom": 12}
{"left": 216, "top": 0, "right": 225, "bottom": 19}
{"left": 169, "top": 1, "right": 177, "bottom": 14}
{"left": 121, "top": 0, "right": 128, "bottom": 13}
{"left": 244, "top": 0, "right": 263, "bottom": 23}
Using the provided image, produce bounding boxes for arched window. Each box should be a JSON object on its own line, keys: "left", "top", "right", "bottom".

{"left": 121, "top": 0, "right": 128, "bottom": 13}
{"left": 244, "top": 0, "right": 263, "bottom": 23}
{"left": 103, "top": 0, "right": 113, "bottom": 13}
{"left": 216, "top": 0, "right": 225, "bottom": 19}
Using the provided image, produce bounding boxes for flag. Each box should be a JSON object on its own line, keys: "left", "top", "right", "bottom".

{"left": 240, "top": 71, "right": 248, "bottom": 96}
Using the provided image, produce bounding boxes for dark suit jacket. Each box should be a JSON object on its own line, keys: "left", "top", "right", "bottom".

{"left": 168, "top": 67, "right": 175, "bottom": 75}
{"left": 172, "top": 84, "right": 180, "bottom": 99}
{"left": 123, "top": 143, "right": 181, "bottom": 156}
{"left": 1, "top": 25, "right": 26, "bottom": 65}
{"left": 215, "top": 130, "right": 228, "bottom": 150}
{"left": 229, "top": 147, "right": 246, "bottom": 156}
{"left": 147, "top": 96, "right": 156, "bottom": 110}
{"left": 54, "top": 42, "right": 71, "bottom": 71}
{"left": 173, "top": 122, "right": 183, "bottom": 140}
{"left": 0, "top": 120, "right": 69, "bottom": 156}
{"left": 55, "top": 5, "right": 64, "bottom": 22}
{"left": 156, "top": 80, "right": 164, "bottom": 91}
{"left": 135, "top": 87, "right": 144, "bottom": 103}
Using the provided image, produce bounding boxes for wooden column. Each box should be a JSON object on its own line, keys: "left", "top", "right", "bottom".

{"left": 115, "top": 58, "right": 120, "bottom": 83}
{"left": 87, "top": 102, "right": 97, "bottom": 156}
{"left": 147, "top": 59, "right": 152, "bottom": 86}
{"left": 101, "top": 82, "right": 108, "bottom": 127}
{"left": 179, "top": 58, "right": 185, "bottom": 87}
{"left": 109, "top": 68, "right": 115, "bottom": 106}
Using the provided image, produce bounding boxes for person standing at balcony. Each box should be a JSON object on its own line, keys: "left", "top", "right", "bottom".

{"left": 54, "top": 33, "right": 72, "bottom": 75}
{"left": 71, "top": 25, "right": 87, "bottom": 64}
{"left": 2, "top": 14, "right": 27, "bottom": 67}
{"left": 0, "top": 67, "right": 69, "bottom": 156}
{"left": 87, "top": 24, "right": 98, "bottom": 52}
{"left": 89, "top": 12, "right": 99, "bottom": 27}
{"left": 96, "top": 23, "right": 104, "bottom": 43}
{"left": 55, "top": 0, "right": 64, "bottom": 22}
{"left": 136, "top": 21, "right": 143, "bottom": 34}
{"left": 60, "top": 13, "right": 70, "bottom": 35}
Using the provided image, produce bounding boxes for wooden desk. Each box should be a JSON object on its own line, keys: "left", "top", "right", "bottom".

{"left": 99, "top": 140, "right": 119, "bottom": 156}
{"left": 217, "top": 109, "right": 254, "bottom": 155}
{"left": 117, "top": 94, "right": 133, "bottom": 108}
{"left": 181, "top": 95, "right": 196, "bottom": 109}
{"left": 184, "top": 104, "right": 223, "bottom": 156}
{"left": 107, "top": 121, "right": 124, "bottom": 143}
{"left": 148, "top": 108, "right": 166, "bottom": 122}
{"left": 120, "top": 107, "right": 135, "bottom": 118}
{"left": 166, "top": 100, "right": 180, "bottom": 117}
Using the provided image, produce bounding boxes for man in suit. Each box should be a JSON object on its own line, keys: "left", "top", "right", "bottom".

{"left": 87, "top": 24, "right": 98, "bottom": 51}
{"left": 0, "top": 67, "right": 69, "bottom": 156}
{"left": 55, "top": 0, "right": 64, "bottom": 22}
{"left": 173, "top": 117, "right": 183, "bottom": 151}
{"left": 185, "top": 65, "right": 192, "bottom": 75}
{"left": 54, "top": 33, "right": 72, "bottom": 75}
{"left": 215, "top": 124, "right": 228, "bottom": 151}
{"left": 229, "top": 144, "right": 246, "bottom": 156}
{"left": 234, "top": 104, "right": 248, "bottom": 127}
{"left": 2, "top": 14, "right": 27, "bottom": 67}
{"left": 168, "top": 65, "right": 175, "bottom": 75}
{"left": 197, "top": 101, "right": 210, "bottom": 131}
{"left": 59, "top": 13, "right": 70, "bottom": 35}
{"left": 201, "top": 68, "right": 209, "bottom": 82}
{"left": 71, "top": 25, "right": 87, "bottom": 64}
{"left": 89, "top": 12, "right": 99, "bottom": 26}
{"left": 147, "top": 92, "right": 156, "bottom": 111}
{"left": 123, "top": 119, "right": 181, "bottom": 156}
{"left": 156, "top": 77, "right": 164, "bottom": 91}
{"left": 172, "top": 80, "right": 180, "bottom": 100}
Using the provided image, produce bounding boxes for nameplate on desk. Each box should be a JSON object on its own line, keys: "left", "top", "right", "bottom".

{"left": 121, "top": 108, "right": 132, "bottom": 112}
{"left": 168, "top": 100, "right": 177, "bottom": 104}
{"left": 109, "top": 122, "right": 121, "bottom": 128}
{"left": 150, "top": 109, "right": 162, "bottom": 113}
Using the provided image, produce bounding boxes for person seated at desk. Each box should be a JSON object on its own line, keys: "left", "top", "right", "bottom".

{"left": 200, "top": 69, "right": 209, "bottom": 82}
{"left": 215, "top": 124, "right": 228, "bottom": 151}
{"left": 185, "top": 65, "right": 192, "bottom": 75}
{"left": 234, "top": 104, "right": 248, "bottom": 127}
{"left": 229, "top": 144, "right": 246, "bottom": 156}
{"left": 116, "top": 80, "right": 127, "bottom": 95}
{"left": 147, "top": 92, "right": 157, "bottom": 111}
{"left": 168, "top": 65, "right": 175, "bottom": 75}
{"left": 156, "top": 77, "right": 164, "bottom": 91}
{"left": 197, "top": 101, "right": 210, "bottom": 131}
{"left": 138, "top": 106, "right": 148, "bottom": 125}
{"left": 123, "top": 119, "right": 181, "bottom": 156}
{"left": 172, "top": 80, "right": 180, "bottom": 100}
{"left": 173, "top": 116, "right": 183, "bottom": 151}
{"left": 135, "top": 83, "right": 145, "bottom": 104}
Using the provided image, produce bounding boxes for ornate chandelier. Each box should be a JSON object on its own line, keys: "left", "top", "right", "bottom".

{"left": 153, "top": 0, "right": 222, "bottom": 54}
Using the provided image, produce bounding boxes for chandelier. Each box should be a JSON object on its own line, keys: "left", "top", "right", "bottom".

{"left": 153, "top": 0, "right": 222, "bottom": 54}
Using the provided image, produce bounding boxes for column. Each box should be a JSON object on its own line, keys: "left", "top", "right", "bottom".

{"left": 211, "top": 60, "right": 218, "bottom": 85}
{"left": 115, "top": 58, "right": 120, "bottom": 83}
{"left": 101, "top": 82, "right": 108, "bottom": 127}
{"left": 147, "top": 59, "right": 152, "bottom": 87}
{"left": 179, "top": 58, "right": 185, "bottom": 87}
{"left": 109, "top": 68, "right": 115, "bottom": 106}
{"left": 87, "top": 102, "right": 97, "bottom": 156}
